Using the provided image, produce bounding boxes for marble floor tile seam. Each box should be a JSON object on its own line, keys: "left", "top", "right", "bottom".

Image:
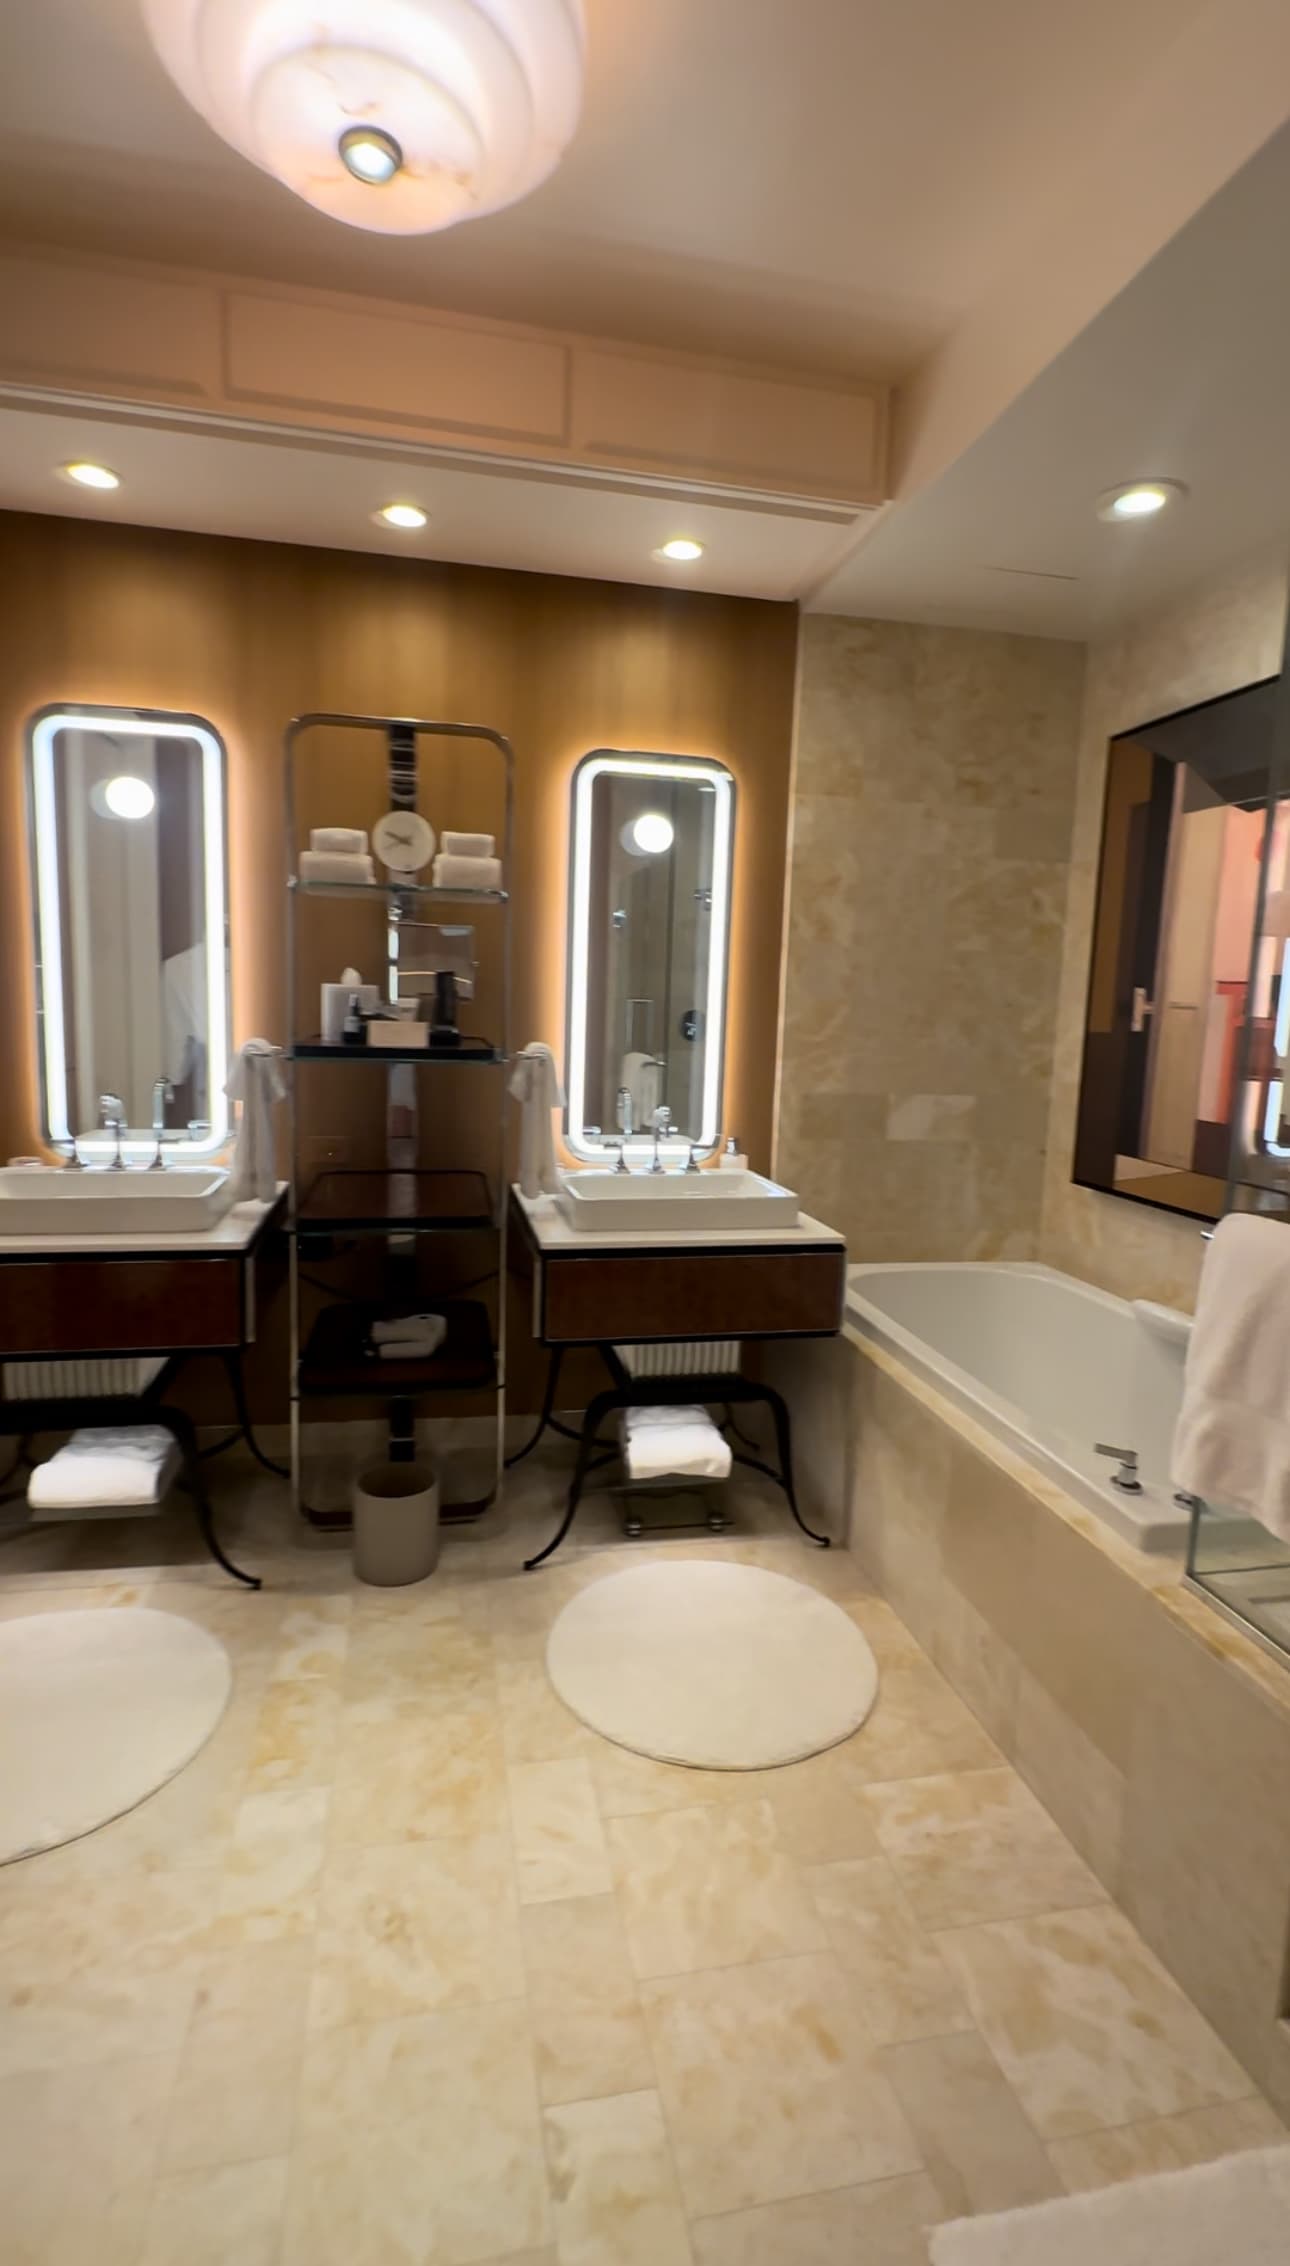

{"left": 1036, "top": 2089, "right": 1282, "bottom": 2192}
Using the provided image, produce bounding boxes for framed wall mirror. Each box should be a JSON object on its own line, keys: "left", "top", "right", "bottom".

{"left": 1074, "top": 677, "right": 1280, "bottom": 1221}
{"left": 27, "top": 704, "right": 230, "bottom": 1158}
{"left": 565, "top": 749, "right": 735, "bottom": 1160}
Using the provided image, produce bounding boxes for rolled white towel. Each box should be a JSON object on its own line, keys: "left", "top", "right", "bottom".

{"left": 311, "top": 827, "right": 368, "bottom": 855}
{"left": 371, "top": 1315, "right": 447, "bottom": 1353}
{"left": 441, "top": 831, "right": 494, "bottom": 859}
{"left": 28, "top": 1426, "right": 181, "bottom": 1514}
{"left": 621, "top": 1405, "right": 732, "bottom": 1483}
{"left": 433, "top": 853, "right": 503, "bottom": 891}
{"left": 299, "top": 850, "right": 376, "bottom": 885}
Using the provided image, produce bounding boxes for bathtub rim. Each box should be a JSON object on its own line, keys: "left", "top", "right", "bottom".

{"left": 844, "top": 1257, "right": 1190, "bottom": 1555}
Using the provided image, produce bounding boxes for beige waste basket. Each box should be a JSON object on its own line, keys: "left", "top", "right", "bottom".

{"left": 352, "top": 1460, "right": 440, "bottom": 1586}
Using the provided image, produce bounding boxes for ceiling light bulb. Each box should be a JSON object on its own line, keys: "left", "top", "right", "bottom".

{"left": 338, "top": 125, "right": 403, "bottom": 183}
{"left": 60, "top": 461, "right": 120, "bottom": 490}
{"left": 141, "top": 0, "right": 586, "bottom": 237}
{"left": 627, "top": 812, "right": 674, "bottom": 856}
{"left": 1097, "top": 479, "right": 1187, "bottom": 522}
{"left": 375, "top": 502, "right": 428, "bottom": 530}
{"left": 656, "top": 537, "right": 704, "bottom": 563}
{"left": 103, "top": 774, "right": 156, "bottom": 821}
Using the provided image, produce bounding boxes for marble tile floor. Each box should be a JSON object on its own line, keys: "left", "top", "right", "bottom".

{"left": 0, "top": 1449, "right": 1284, "bottom": 2265}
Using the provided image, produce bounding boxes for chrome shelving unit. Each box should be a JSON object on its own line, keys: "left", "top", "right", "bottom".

{"left": 284, "top": 711, "right": 514, "bottom": 1527}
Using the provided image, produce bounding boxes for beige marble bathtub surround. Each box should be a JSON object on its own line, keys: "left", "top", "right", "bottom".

{"left": 937, "top": 1903, "right": 1253, "bottom": 2140}
{"left": 848, "top": 1354, "right": 953, "bottom": 1653}
{"left": 777, "top": 613, "right": 1084, "bottom": 1261}
{"left": 1119, "top": 1596, "right": 1290, "bottom": 2115}
{"left": 1041, "top": 545, "right": 1289, "bottom": 1307}
{"left": 1012, "top": 1667, "right": 1126, "bottom": 1893}
{"left": 642, "top": 1953, "right": 923, "bottom": 2217}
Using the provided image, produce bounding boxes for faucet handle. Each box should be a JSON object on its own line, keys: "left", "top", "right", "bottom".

{"left": 1095, "top": 1443, "right": 1142, "bottom": 1493}
{"left": 98, "top": 1092, "right": 125, "bottom": 1126}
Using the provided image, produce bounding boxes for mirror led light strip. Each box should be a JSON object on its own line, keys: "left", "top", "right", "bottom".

{"left": 30, "top": 710, "right": 230, "bottom": 1157}
{"left": 566, "top": 750, "right": 733, "bottom": 1162}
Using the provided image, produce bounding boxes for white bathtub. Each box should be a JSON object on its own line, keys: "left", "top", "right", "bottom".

{"left": 845, "top": 1261, "right": 1193, "bottom": 1552}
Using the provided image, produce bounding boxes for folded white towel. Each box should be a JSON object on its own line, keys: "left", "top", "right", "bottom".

{"left": 621, "top": 1405, "right": 732, "bottom": 1483}
{"left": 299, "top": 850, "right": 377, "bottom": 886}
{"left": 1173, "top": 1213, "right": 1290, "bottom": 1541}
{"left": 371, "top": 1315, "right": 447, "bottom": 1354}
{"left": 433, "top": 854, "right": 503, "bottom": 891}
{"left": 441, "top": 831, "right": 494, "bottom": 859}
{"left": 509, "top": 1042, "right": 565, "bottom": 1199}
{"left": 311, "top": 827, "right": 368, "bottom": 855}
{"left": 28, "top": 1425, "right": 181, "bottom": 1515}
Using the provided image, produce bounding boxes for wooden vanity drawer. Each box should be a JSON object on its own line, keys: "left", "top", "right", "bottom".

{"left": 540, "top": 1247, "right": 845, "bottom": 1345}
{"left": 0, "top": 1256, "right": 244, "bottom": 1355}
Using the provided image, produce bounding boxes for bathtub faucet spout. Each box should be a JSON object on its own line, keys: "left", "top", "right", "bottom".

{"left": 1095, "top": 1442, "right": 1142, "bottom": 1494}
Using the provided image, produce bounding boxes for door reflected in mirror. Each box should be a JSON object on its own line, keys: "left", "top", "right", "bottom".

{"left": 27, "top": 705, "right": 230, "bottom": 1156}
{"left": 1075, "top": 677, "right": 1278, "bottom": 1220}
{"left": 566, "top": 751, "right": 734, "bottom": 1158}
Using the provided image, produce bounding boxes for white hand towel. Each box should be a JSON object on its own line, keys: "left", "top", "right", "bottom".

{"left": 509, "top": 1042, "right": 565, "bottom": 1200}
{"left": 225, "top": 1040, "right": 286, "bottom": 1205}
{"left": 299, "top": 850, "right": 376, "bottom": 885}
{"left": 441, "top": 832, "right": 494, "bottom": 859}
{"left": 621, "top": 1050, "right": 662, "bottom": 1127}
{"left": 310, "top": 827, "right": 368, "bottom": 855}
{"left": 433, "top": 854, "right": 503, "bottom": 891}
{"left": 371, "top": 1315, "right": 447, "bottom": 1355}
{"left": 1172, "top": 1213, "right": 1290, "bottom": 1540}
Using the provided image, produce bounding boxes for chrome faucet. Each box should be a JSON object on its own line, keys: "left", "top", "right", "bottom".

{"left": 1095, "top": 1442, "right": 1142, "bottom": 1494}
{"left": 649, "top": 1105, "right": 674, "bottom": 1175}
{"left": 148, "top": 1078, "right": 175, "bottom": 1170}
{"left": 616, "top": 1086, "right": 634, "bottom": 1137}
{"left": 684, "top": 1141, "right": 701, "bottom": 1173}
{"left": 98, "top": 1093, "right": 127, "bottom": 1171}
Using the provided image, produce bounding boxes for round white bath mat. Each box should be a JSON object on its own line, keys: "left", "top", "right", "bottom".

{"left": 545, "top": 1560, "right": 879, "bottom": 1769}
{"left": 0, "top": 1607, "right": 232, "bottom": 1863}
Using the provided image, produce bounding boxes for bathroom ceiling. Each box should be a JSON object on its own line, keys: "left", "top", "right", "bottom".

{"left": 0, "top": 0, "right": 1216, "bottom": 383}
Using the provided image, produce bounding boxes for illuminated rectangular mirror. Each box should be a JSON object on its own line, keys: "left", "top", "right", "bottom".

{"left": 27, "top": 704, "right": 230, "bottom": 1158}
{"left": 566, "top": 749, "right": 735, "bottom": 1159}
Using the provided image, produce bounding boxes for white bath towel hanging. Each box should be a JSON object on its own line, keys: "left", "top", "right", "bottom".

{"left": 1172, "top": 1212, "right": 1290, "bottom": 1543}
{"left": 509, "top": 1043, "right": 565, "bottom": 1200}
{"left": 225, "top": 1039, "right": 286, "bottom": 1205}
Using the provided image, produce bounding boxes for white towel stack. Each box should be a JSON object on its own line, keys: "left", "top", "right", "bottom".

{"left": 621, "top": 1406, "right": 733, "bottom": 1483}
{"left": 370, "top": 1314, "right": 447, "bottom": 1363}
{"left": 28, "top": 1426, "right": 180, "bottom": 1518}
{"left": 312, "top": 828, "right": 368, "bottom": 855}
{"left": 442, "top": 832, "right": 494, "bottom": 859}
{"left": 433, "top": 852, "right": 502, "bottom": 891}
{"left": 299, "top": 849, "right": 376, "bottom": 885}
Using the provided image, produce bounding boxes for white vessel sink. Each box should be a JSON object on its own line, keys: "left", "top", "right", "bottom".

{"left": 558, "top": 1167, "right": 799, "bottom": 1235}
{"left": 0, "top": 1167, "right": 233, "bottom": 1236}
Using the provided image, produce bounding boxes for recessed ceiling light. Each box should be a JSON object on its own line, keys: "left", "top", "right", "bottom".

{"left": 655, "top": 537, "right": 704, "bottom": 562}
{"left": 102, "top": 774, "right": 156, "bottom": 821}
{"left": 338, "top": 126, "right": 404, "bottom": 185}
{"left": 1096, "top": 479, "right": 1187, "bottom": 522}
{"left": 59, "top": 461, "right": 120, "bottom": 491}
{"left": 374, "top": 502, "right": 428, "bottom": 530}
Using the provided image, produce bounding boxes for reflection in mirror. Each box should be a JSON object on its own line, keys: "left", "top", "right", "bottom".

{"left": 28, "top": 706, "right": 229, "bottom": 1157}
{"left": 566, "top": 751, "right": 734, "bottom": 1159}
{"left": 1075, "top": 678, "right": 1278, "bottom": 1221}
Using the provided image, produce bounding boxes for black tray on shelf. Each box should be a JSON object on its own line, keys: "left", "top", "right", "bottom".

{"left": 296, "top": 1296, "right": 496, "bottom": 1397}
{"left": 296, "top": 1167, "right": 493, "bottom": 1234}
{"left": 293, "top": 1035, "right": 503, "bottom": 1064}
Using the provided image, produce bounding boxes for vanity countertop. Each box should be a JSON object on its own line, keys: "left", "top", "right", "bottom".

{"left": 0, "top": 1184, "right": 287, "bottom": 1259}
{"left": 513, "top": 1186, "right": 844, "bottom": 1255}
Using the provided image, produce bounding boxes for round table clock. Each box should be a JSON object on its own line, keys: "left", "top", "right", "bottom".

{"left": 372, "top": 810, "right": 435, "bottom": 876}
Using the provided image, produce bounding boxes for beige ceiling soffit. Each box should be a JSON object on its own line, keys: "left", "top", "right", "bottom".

{"left": 892, "top": 0, "right": 1290, "bottom": 502}
{"left": 0, "top": 243, "right": 888, "bottom": 512}
{"left": 793, "top": 498, "right": 897, "bottom": 608}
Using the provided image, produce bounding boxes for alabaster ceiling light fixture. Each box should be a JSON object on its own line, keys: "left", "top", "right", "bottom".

{"left": 140, "top": 0, "right": 586, "bottom": 235}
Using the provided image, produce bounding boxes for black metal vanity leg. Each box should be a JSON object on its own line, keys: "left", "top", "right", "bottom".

{"left": 764, "top": 1386, "right": 830, "bottom": 1548}
{"left": 166, "top": 1409, "right": 263, "bottom": 1589}
{"left": 221, "top": 1351, "right": 290, "bottom": 1478}
{"left": 523, "top": 1387, "right": 620, "bottom": 1570}
{"left": 505, "top": 1346, "right": 566, "bottom": 1468}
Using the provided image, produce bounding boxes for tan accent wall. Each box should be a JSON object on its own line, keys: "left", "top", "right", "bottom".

{"left": 1041, "top": 548, "right": 1289, "bottom": 1311}
{"left": 775, "top": 614, "right": 1084, "bottom": 1259}
{"left": 0, "top": 511, "right": 797, "bottom": 1409}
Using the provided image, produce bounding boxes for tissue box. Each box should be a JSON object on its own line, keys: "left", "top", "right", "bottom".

{"left": 367, "top": 1020, "right": 428, "bottom": 1049}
